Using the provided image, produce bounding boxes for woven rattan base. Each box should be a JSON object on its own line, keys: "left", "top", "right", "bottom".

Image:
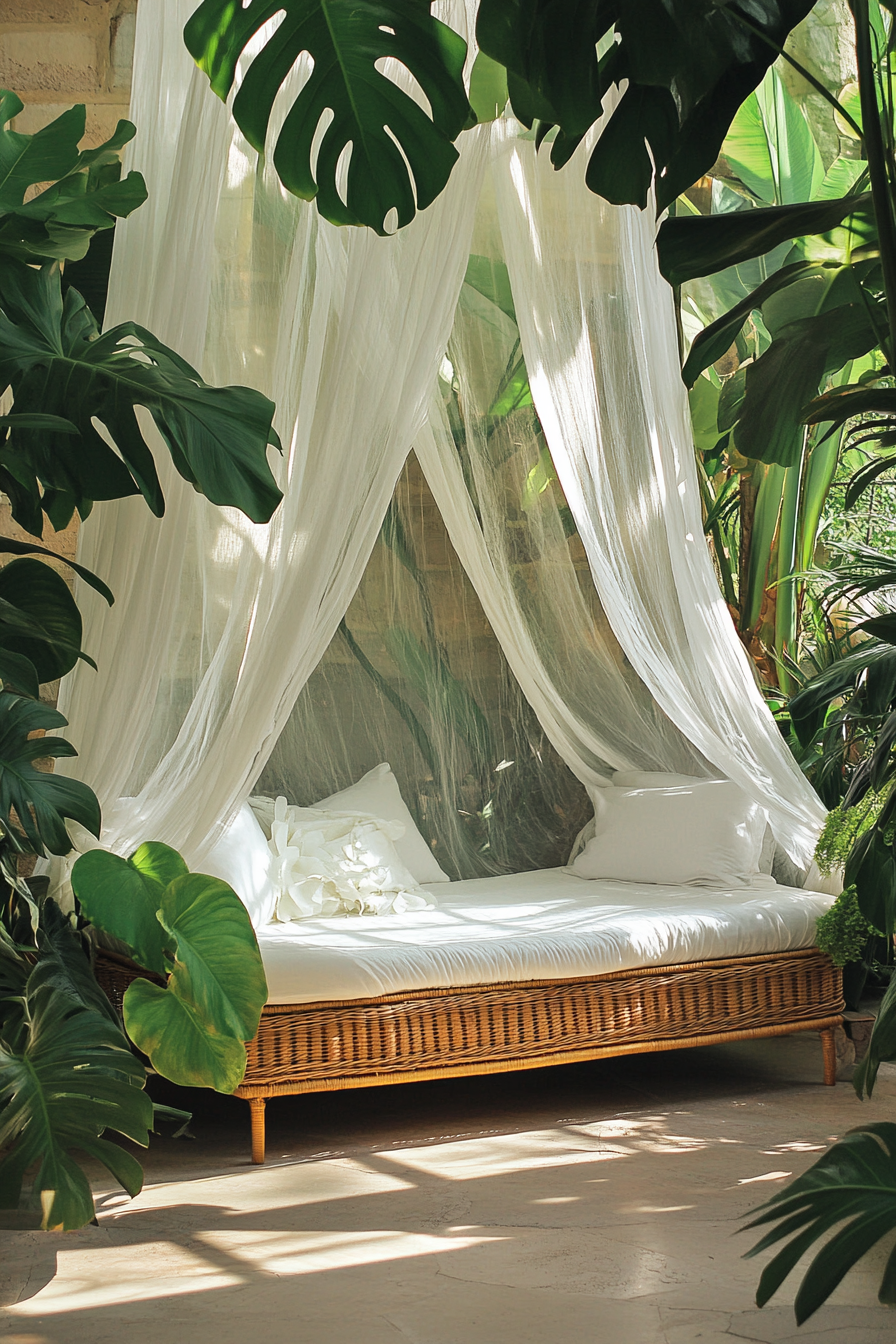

{"left": 94, "top": 946, "right": 843, "bottom": 1165}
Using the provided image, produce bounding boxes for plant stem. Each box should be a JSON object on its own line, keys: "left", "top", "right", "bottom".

{"left": 854, "top": 0, "right": 896, "bottom": 367}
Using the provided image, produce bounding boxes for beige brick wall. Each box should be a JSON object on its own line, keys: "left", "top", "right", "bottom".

{"left": 1, "top": 0, "right": 137, "bottom": 147}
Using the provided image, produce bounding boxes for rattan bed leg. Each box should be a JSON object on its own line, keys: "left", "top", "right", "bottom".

{"left": 249, "top": 1098, "right": 266, "bottom": 1164}
{"left": 820, "top": 1026, "right": 837, "bottom": 1086}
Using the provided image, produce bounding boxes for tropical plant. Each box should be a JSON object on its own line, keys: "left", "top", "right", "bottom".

{"left": 0, "top": 95, "right": 280, "bottom": 1232}
{"left": 183, "top": 0, "right": 818, "bottom": 231}
{"left": 739, "top": 546, "right": 896, "bottom": 1316}
{"left": 0, "top": 900, "right": 156, "bottom": 1232}
{"left": 674, "top": 66, "right": 874, "bottom": 690}
{"left": 743, "top": 1122, "right": 896, "bottom": 1322}
{"left": 814, "top": 883, "right": 886, "bottom": 1007}
{"left": 0, "top": 844, "right": 264, "bottom": 1230}
{"left": 0, "top": 93, "right": 283, "bottom": 885}
{"left": 71, "top": 843, "right": 268, "bottom": 1094}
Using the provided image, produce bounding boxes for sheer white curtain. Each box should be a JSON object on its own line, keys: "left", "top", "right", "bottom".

{"left": 59, "top": 0, "right": 489, "bottom": 865}
{"left": 490, "top": 134, "right": 826, "bottom": 867}
{"left": 59, "top": 7, "right": 826, "bottom": 877}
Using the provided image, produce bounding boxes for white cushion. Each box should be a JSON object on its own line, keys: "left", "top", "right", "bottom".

{"left": 254, "top": 866, "right": 833, "bottom": 1005}
{"left": 266, "top": 798, "right": 436, "bottom": 919}
{"left": 569, "top": 780, "right": 771, "bottom": 888}
{"left": 202, "top": 802, "right": 278, "bottom": 929}
{"left": 314, "top": 764, "right": 451, "bottom": 884}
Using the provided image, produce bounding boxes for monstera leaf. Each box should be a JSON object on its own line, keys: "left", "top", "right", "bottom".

{"left": 0, "top": 558, "right": 94, "bottom": 699}
{"left": 0, "top": 969, "right": 151, "bottom": 1231}
{"left": 73, "top": 844, "right": 268, "bottom": 1094}
{"left": 476, "top": 0, "right": 817, "bottom": 211}
{"left": 184, "top": 0, "right": 472, "bottom": 233}
{"left": 743, "top": 1123, "right": 896, "bottom": 1322}
{"left": 0, "top": 692, "right": 100, "bottom": 856}
{"left": 0, "top": 259, "right": 282, "bottom": 529}
{"left": 0, "top": 90, "right": 147, "bottom": 265}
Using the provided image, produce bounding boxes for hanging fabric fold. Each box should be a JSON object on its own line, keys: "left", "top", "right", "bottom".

{"left": 56, "top": 3, "right": 827, "bottom": 880}
{"left": 58, "top": 0, "right": 490, "bottom": 866}
{"left": 491, "top": 134, "right": 826, "bottom": 867}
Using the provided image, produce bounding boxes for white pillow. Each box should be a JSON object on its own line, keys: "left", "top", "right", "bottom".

{"left": 568, "top": 773, "right": 709, "bottom": 863}
{"left": 314, "top": 764, "right": 450, "bottom": 885}
{"left": 569, "top": 780, "right": 771, "bottom": 888}
{"left": 266, "top": 798, "right": 437, "bottom": 919}
{"left": 202, "top": 802, "right": 279, "bottom": 929}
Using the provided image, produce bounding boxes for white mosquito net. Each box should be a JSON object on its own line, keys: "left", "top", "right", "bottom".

{"left": 57, "top": 0, "right": 827, "bottom": 879}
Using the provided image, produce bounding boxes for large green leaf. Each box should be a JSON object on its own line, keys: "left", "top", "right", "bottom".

{"left": 681, "top": 261, "right": 831, "bottom": 386}
{"left": 742, "top": 462, "right": 786, "bottom": 630}
{"left": 735, "top": 301, "right": 881, "bottom": 466}
{"left": 129, "top": 839, "right": 191, "bottom": 893}
{"left": 0, "top": 972, "right": 150, "bottom": 1230}
{"left": 803, "top": 384, "right": 896, "bottom": 435}
{"left": 158, "top": 874, "right": 266, "bottom": 1040}
{"left": 743, "top": 1122, "right": 896, "bottom": 1322}
{"left": 845, "top": 824, "right": 896, "bottom": 935}
{"left": 468, "top": 51, "right": 509, "bottom": 124}
{"left": 0, "top": 260, "right": 282, "bottom": 529}
{"left": 0, "top": 91, "right": 147, "bottom": 265}
{"left": 0, "top": 535, "right": 113, "bottom": 604}
{"left": 788, "top": 640, "right": 896, "bottom": 745}
{"left": 36, "top": 897, "right": 120, "bottom": 1026}
{"left": 71, "top": 847, "right": 177, "bottom": 976}
{"left": 722, "top": 68, "right": 824, "bottom": 207}
{"left": 123, "top": 979, "right": 249, "bottom": 1094}
{"left": 0, "top": 691, "right": 100, "bottom": 855}
{"left": 121, "top": 870, "right": 267, "bottom": 1093}
{"left": 0, "top": 557, "right": 89, "bottom": 692}
{"left": 657, "top": 195, "right": 872, "bottom": 287}
{"left": 463, "top": 255, "right": 516, "bottom": 321}
{"left": 477, "top": 0, "right": 817, "bottom": 212}
{"left": 184, "top": 0, "right": 471, "bottom": 235}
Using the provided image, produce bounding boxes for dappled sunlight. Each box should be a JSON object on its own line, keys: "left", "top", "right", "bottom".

{"left": 384, "top": 1131, "right": 631, "bottom": 1180}
{"left": 197, "top": 1227, "right": 497, "bottom": 1275}
{"left": 5, "top": 1041, "right": 896, "bottom": 1338}
{"left": 8, "top": 1242, "right": 244, "bottom": 1315}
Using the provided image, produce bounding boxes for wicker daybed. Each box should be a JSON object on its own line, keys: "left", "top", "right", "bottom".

{"left": 95, "top": 868, "right": 844, "bottom": 1164}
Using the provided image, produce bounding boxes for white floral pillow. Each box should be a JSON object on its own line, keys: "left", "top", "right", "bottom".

{"left": 262, "top": 797, "right": 437, "bottom": 920}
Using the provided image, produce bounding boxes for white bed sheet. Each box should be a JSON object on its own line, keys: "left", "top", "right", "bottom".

{"left": 255, "top": 868, "right": 833, "bottom": 1005}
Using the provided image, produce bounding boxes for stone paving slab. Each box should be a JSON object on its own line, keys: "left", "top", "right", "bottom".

{"left": 2, "top": 1031, "right": 895, "bottom": 1343}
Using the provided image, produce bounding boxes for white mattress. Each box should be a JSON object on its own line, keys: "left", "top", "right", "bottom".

{"left": 255, "top": 868, "right": 834, "bottom": 1005}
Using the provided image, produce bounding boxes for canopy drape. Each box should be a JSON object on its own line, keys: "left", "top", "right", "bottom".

{"left": 489, "top": 136, "right": 827, "bottom": 865}
{"left": 59, "top": 0, "right": 491, "bottom": 863}
{"left": 58, "top": 0, "right": 827, "bottom": 875}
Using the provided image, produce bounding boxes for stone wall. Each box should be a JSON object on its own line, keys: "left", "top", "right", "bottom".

{"left": 1, "top": 0, "right": 136, "bottom": 147}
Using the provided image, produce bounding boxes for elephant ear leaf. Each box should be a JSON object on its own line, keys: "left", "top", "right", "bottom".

{"left": 0, "top": 691, "right": 100, "bottom": 856}
{"left": 0, "top": 973, "right": 151, "bottom": 1231}
{"left": 183, "top": 0, "right": 472, "bottom": 234}
{"left": 123, "top": 873, "right": 268, "bottom": 1093}
{"left": 71, "top": 846, "right": 176, "bottom": 976}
